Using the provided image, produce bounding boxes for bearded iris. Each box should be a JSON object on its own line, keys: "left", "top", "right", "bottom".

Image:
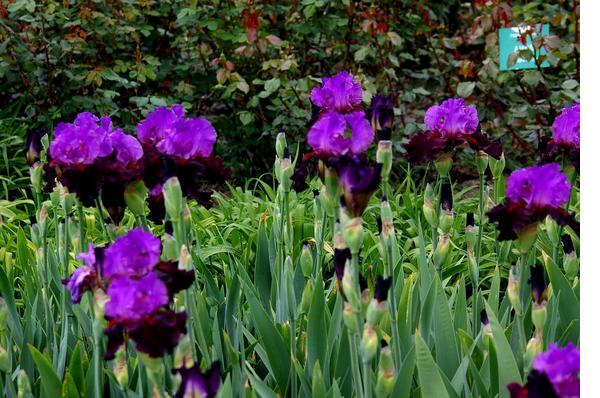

{"left": 487, "top": 163, "right": 578, "bottom": 242}
{"left": 62, "top": 228, "right": 194, "bottom": 360}
{"left": 172, "top": 362, "right": 221, "bottom": 398}
{"left": 307, "top": 71, "right": 374, "bottom": 158}
{"left": 544, "top": 103, "right": 580, "bottom": 169}
{"left": 404, "top": 98, "right": 501, "bottom": 165}
{"left": 508, "top": 343, "right": 579, "bottom": 398}
{"left": 136, "top": 105, "right": 230, "bottom": 222}
{"left": 44, "top": 112, "right": 144, "bottom": 222}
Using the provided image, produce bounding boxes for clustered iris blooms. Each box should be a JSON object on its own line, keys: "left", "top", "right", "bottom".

{"left": 404, "top": 98, "right": 502, "bottom": 165}
{"left": 45, "top": 113, "right": 144, "bottom": 222}
{"left": 307, "top": 71, "right": 374, "bottom": 158}
{"left": 487, "top": 163, "right": 579, "bottom": 241}
{"left": 62, "top": 228, "right": 194, "bottom": 359}
{"left": 508, "top": 343, "right": 579, "bottom": 398}
{"left": 136, "top": 105, "right": 231, "bottom": 222}
{"left": 544, "top": 103, "right": 580, "bottom": 169}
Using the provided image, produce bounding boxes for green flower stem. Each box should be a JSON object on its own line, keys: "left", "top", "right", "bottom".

{"left": 77, "top": 203, "right": 86, "bottom": 252}
{"left": 348, "top": 332, "right": 364, "bottom": 398}
{"left": 92, "top": 318, "right": 103, "bottom": 398}
{"left": 362, "top": 360, "right": 372, "bottom": 398}
{"left": 290, "top": 318, "right": 297, "bottom": 398}
{"left": 384, "top": 237, "right": 402, "bottom": 369}
{"left": 475, "top": 171, "right": 485, "bottom": 270}
{"left": 95, "top": 198, "right": 114, "bottom": 241}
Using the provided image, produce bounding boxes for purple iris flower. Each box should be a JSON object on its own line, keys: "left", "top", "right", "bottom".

{"left": 105, "top": 273, "right": 169, "bottom": 321}
{"left": 334, "top": 248, "right": 352, "bottom": 281}
{"left": 373, "top": 276, "right": 392, "bottom": 301}
{"left": 552, "top": 103, "right": 580, "bottom": 149}
{"left": 508, "top": 343, "right": 579, "bottom": 398}
{"left": 543, "top": 103, "right": 580, "bottom": 170}
{"left": 424, "top": 98, "right": 479, "bottom": 139}
{"left": 137, "top": 104, "right": 185, "bottom": 146}
{"left": 404, "top": 98, "right": 501, "bottom": 164}
{"left": 369, "top": 94, "right": 394, "bottom": 140}
{"left": 49, "top": 112, "right": 112, "bottom": 166}
{"left": 102, "top": 228, "right": 161, "bottom": 279}
{"left": 109, "top": 130, "right": 143, "bottom": 167}
{"left": 310, "top": 71, "right": 363, "bottom": 113}
{"left": 334, "top": 155, "right": 382, "bottom": 217}
{"left": 487, "top": 163, "right": 578, "bottom": 241}
{"left": 307, "top": 71, "right": 374, "bottom": 158}
{"left": 137, "top": 104, "right": 217, "bottom": 160}
{"left": 530, "top": 265, "right": 548, "bottom": 305}
{"left": 62, "top": 243, "right": 104, "bottom": 303}
{"left": 173, "top": 362, "right": 222, "bottom": 398}
{"left": 532, "top": 343, "right": 580, "bottom": 397}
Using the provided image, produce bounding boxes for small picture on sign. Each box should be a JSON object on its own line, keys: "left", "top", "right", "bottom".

{"left": 499, "top": 24, "right": 551, "bottom": 71}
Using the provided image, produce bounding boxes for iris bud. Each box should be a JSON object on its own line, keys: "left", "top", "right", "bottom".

{"left": 507, "top": 266, "right": 522, "bottom": 315}
{"left": 433, "top": 234, "right": 451, "bottom": 267}
{"left": 476, "top": 151, "right": 489, "bottom": 175}
{"left": 113, "top": 348, "right": 129, "bottom": 389}
{"left": 366, "top": 299, "right": 386, "bottom": 327}
{"left": 18, "top": 370, "right": 32, "bottom": 398}
{"left": 375, "top": 346, "right": 395, "bottom": 398}
{"left": 275, "top": 132, "right": 287, "bottom": 159}
{"left": 0, "top": 298, "right": 8, "bottom": 334}
{"left": 299, "top": 280, "right": 313, "bottom": 314}
{"left": 489, "top": 152, "right": 505, "bottom": 178}
{"left": 434, "top": 153, "right": 453, "bottom": 177}
{"left": 300, "top": 244, "right": 313, "bottom": 277}
{"left": 532, "top": 303, "right": 547, "bottom": 332}
{"left": 544, "top": 216, "right": 559, "bottom": 246}
{"left": 343, "top": 217, "right": 364, "bottom": 256}
{"left": 342, "top": 268, "right": 360, "bottom": 311}
{"left": 524, "top": 335, "right": 542, "bottom": 370}
{"left": 376, "top": 140, "right": 393, "bottom": 182}
{"left": 360, "top": 324, "right": 378, "bottom": 363}
{"left": 124, "top": 180, "right": 148, "bottom": 216}
{"left": 515, "top": 223, "right": 538, "bottom": 255}
{"left": 564, "top": 252, "right": 579, "bottom": 280}
{"left": 30, "top": 163, "right": 43, "bottom": 194}
{"left": 0, "top": 347, "right": 6, "bottom": 373}
{"left": 439, "top": 209, "right": 454, "bottom": 234}
{"left": 343, "top": 302, "right": 358, "bottom": 332}
{"left": 423, "top": 184, "right": 438, "bottom": 228}
{"left": 161, "top": 233, "right": 178, "bottom": 261}
{"left": 163, "top": 177, "right": 183, "bottom": 220}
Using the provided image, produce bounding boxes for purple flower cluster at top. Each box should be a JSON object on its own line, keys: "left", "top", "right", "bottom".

{"left": 307, "top": 71, "right": 374, "bottom": 157}
{"left": 552, "top": 103, "right": 580, "bottom": 149}
{"left": 62, "top": 228, "right": 194, "bottom": 360}
{"left": 404, "top": 98, "right": 502, "bottom": 164}
{"left": 50, "top": 112, "right": 142, "bottom": 167}
{"left": 508, "top": 343, "right": 579, "bottom": 398}
{"left": 488, "top": 163, "right": 578, "bottom": 241}
{"left": 137, "top": 104, "right": 217, "bottom": 160}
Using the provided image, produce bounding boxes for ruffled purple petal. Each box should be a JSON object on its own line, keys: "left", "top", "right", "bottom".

{"left": 307, "top": 112, "right": 351, "bottom": 157}
{"left": 105, "top": 273, "right": 169, "bottom": 321}
{"left": 310, "top": 71, "right": 363, "bottom": 112}
{"left": 506, "top": 163, "right": 571, "bottom": 208}
{"left": 424, "top": 98, "right": 479, "bottom": 138}
{"left": 62, "top": 265, "right": 97, "bottom": 304}
{"left": 109, "top": 130, "right": 143, "bottom": 166}
{"left": 552, "top": 103, "right": 580, "bottom": 148}
{"left": 532, "top": 343, "right": 580, "bottom": 397}
{"left": 156, "top": 117, "right": 217, "bottom": 159}
{"left": 345, "top": 111, "right": 375, "bottom": 154}
{"left": 136, "top": 106, "right": 182, "bottom": 146}
{"left": 102, "top": 228, "right": 161, "bottom": 279}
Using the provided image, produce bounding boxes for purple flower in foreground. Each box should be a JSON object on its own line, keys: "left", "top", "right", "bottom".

{"left": 102, "top": 228, "right": 161, "bottom": 279}
{"left": 105, "top": 273, "right": 169, "bottom": 321}
{"left": 508, "top": 343, "right": 579, "bottom": 398}
{"left": 552, "top": 103, "right": 580, "bottom": 149}
{"left": 404, "top": 98, "right": 501, "bottom": 164}
{"left": 487, "top": 163, "right": 578, "bottom": 241}
{"left": 310, "top": 71, "right": 363, "bottom": 113}
{"left": 173, "top": 362, "right": 222, "bottom": 398}
{"left": 506, "top": 163, "right": 571, "bottom": 208}
{"left": 62, "top": 243, "right": 104, "bottom": 303}
{"left": 533, "top": 343, "right": 580, "bottom": 397}
{"left": 424, "top": 98, "right": 479, "bottom": 139}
